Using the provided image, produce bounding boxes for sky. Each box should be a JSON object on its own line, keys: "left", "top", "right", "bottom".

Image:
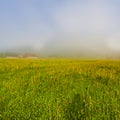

{"left": 0, "top": 0, "right": 120, "bottom": 56}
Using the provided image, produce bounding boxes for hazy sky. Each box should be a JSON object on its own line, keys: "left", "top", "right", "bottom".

{"left": 0, "top": 0, "right": 120, "bottom": 55}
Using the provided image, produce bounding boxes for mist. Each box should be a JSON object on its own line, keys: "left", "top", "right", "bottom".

{"left": 0, "top": 0, "right": 120, "bottom": 58}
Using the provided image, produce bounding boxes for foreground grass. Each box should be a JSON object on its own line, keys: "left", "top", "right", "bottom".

{"left": 0, "top": 58, "right": 120, "bottom": 119}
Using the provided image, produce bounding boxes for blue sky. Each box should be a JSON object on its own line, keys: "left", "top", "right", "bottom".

{"left": 0, "top": 0, "right": 120, "bottom": 54}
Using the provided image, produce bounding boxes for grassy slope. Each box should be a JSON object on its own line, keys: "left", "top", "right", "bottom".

{"left": 0, "top": 58, "right": 120, "bottom": 119}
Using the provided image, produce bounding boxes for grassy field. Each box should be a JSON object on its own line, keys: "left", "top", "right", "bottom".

{"left": 0, "top": 58, "right": 120, "bottom": 120}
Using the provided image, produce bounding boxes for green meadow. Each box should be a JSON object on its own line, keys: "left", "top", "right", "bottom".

{"left": 0, "top": 58, "right": 120, "bottom": 119}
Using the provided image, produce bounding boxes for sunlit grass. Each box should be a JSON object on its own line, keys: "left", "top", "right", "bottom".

{"left": 0, "top": 58, "right": 120, "bottom": 119}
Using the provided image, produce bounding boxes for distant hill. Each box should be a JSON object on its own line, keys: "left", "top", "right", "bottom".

{"left": 0, "top": 45, "right": 120, "bottom": 59}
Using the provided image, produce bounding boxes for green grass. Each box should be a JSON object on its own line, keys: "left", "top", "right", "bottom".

{"left": 0, "top": 58, "right": 120, "bottom": 119}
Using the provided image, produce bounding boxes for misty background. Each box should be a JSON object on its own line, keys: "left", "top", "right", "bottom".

{"left": 0, "top": 0, "right": 120, "bottom": 58}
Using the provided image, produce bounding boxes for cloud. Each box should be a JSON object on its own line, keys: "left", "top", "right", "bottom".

{"left": 54, "top": 1, "right": 118, "bottom": 33}
{"left": 43, "top": 1, "right": 120, "bottom": 56}
{"left": 108, "top": 33, "right": 120, "bottom": 51}
{"left": 0, "top": 0, "right": 120, "bottom": 57}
